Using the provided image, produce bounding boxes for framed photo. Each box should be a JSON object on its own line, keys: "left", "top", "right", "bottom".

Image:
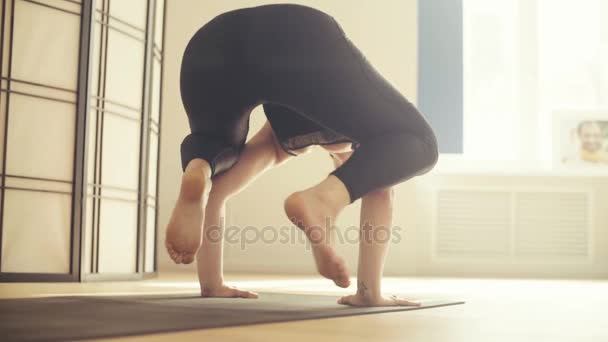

{"left": 552, "top": 110, "right": 608, "bottom": 169}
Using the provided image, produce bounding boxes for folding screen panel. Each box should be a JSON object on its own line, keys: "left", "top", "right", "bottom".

{"left": 146, "top": 0, "right": 164, "bottom": 273}
{"left": 0, "top": 0, "right": 165, "bottom": 282}
{"left": 0, "top": 0, "right": 82, "bottom": 281}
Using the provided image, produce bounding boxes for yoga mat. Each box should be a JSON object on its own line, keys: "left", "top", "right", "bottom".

{"left": 0, "top": 292, "right": 464, "bottom": 341}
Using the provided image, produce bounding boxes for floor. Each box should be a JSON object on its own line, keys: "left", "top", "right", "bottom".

{"left": 1, "top": 272, "right": 606, "bottom": 342}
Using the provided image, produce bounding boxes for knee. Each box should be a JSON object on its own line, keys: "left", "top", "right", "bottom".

{"left": 422, "top": 137, "right": 439, "bottom": 174}
{"left": 398, "top": 134, "right": 439, "bottom": 176}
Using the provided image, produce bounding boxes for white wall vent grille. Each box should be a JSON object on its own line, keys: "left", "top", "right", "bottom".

{"left": 436, "top": 191, "right": 511, "bottom": 257}
{"left": 514, "top": 192, "right": 589, "bottom": 258}
{"left": 434, "top": 189, "right": 591, "bottom": 261}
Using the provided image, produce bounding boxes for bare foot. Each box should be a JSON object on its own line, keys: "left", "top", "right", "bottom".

{"left": 165, "top": 160, "right": 211, "bottom": 264}
{"left": 284, "top": 190, "right": 351, "bottom": 288}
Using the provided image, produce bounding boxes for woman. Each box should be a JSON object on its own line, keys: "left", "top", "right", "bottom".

{"left": 166, "top": 4, "right": 438, "bottom": 307}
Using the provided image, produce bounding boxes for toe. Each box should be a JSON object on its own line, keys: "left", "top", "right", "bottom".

{"left": 181, "top": 253, "right": 195, "bottom": 264}
{"left": 168, "top": 253, "right": 177, "bottom": 263}
{"left": 335, "top": 278, "right": 350, "bottom": 288}
{"left": 336, "top": 267, "right": 351, "bottom": 288}
{"left": 165, "top": 242, "right": 178, "bottom": 259}
{"left": 337, "top": 295, "right": 354, "bottom": 305}
{"left": 167, "top": 250, "right": 178, "bottom": 263}
{"left": 342, "top": 277, "right": 352, "bottom": 287}
{"left": 168, "top": 250, "right": 182, "bottom": 264}
{"left": 333, "top": 275, "right": 349, "bottom": 288}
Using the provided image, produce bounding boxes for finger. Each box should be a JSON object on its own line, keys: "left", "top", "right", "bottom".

{"left": 391, "top": 295, "right": 421, "bottom": 306}
{"left": 245, "top": 291, "right": 259, "bottom": 299}
{"left": 237, "top": 289, "right": 259, "bottom": 299}
{"left": 398, "top": 300, "right": 421, "bottom": 306}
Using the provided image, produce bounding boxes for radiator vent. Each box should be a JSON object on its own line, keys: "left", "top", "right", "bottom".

{"left": 436, "top": 191, "right": 511, "bottom": 257}
{"left": 434, "top": 189, "right": 591, "bottom": 261}
{"left": 514, "top": 192, "right": 589, "bottom": 257}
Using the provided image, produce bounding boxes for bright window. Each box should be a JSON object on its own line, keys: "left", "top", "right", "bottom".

{"left": 461, "top": 0, "right": 607, "bottom": 169}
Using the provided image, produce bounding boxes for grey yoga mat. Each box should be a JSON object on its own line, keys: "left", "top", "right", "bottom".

{"left": 0, "top": 292, "right": 464, "bottom": 341}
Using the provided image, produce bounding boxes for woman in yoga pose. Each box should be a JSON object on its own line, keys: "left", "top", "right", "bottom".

{"left": 165, "top": 4, "right": 438, "bottom": 307}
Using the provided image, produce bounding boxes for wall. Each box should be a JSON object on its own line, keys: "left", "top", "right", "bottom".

{"left": 159, "top": 0, "right": 608, "bottom": 279}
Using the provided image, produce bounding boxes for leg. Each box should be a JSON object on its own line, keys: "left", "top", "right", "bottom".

{"left": 261, "top": 103, "right": 355, "bottom": 287}
{"left": 280, "top": 144, "right": 353, "bottom": 288}
{"left": 284, "top": 174, "right": 352, "bottom": 288}
{"left": 314, "top": 151, "right": 420, "bottom": 307}
{"left": 258, "top": 21, "right": 438, "bottom": 287}
{"left": 264, "top": 107, "right": 434, "bottom": 292}
{"left": 165, "top": 116, "right": 251, "bottom": 265}
{"left": 166, "top": 22, "right": 258, "bottom": 263}
{"left": 198, "top": 121, "right": 291, "bottom": 297}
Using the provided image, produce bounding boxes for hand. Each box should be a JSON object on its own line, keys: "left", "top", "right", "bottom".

{"left": 337, "top": 293, "right": 421, "bottom": 307}
{"left": 201, "top": 284, "right": 259, "bottom": 299}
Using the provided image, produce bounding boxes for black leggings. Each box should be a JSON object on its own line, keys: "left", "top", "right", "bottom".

{"left": 180, "top": 4, "right": 438, "bottom": 202}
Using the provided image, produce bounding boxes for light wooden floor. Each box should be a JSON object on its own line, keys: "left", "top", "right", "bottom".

{"left": 1, "top": 272, "right": 606, "bottom": 342}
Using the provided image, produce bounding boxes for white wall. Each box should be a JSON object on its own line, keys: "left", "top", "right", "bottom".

{"left": 159, "top": 0, "right": 608, "bottom": 279}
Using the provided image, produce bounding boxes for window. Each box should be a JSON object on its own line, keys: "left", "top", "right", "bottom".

{"left": 421, "top": 0, "right": 608, "bottom": 172}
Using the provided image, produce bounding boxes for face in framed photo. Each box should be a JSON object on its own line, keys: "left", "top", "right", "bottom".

{"left": 554, "top": 112, "right": 608, "bottom": 167}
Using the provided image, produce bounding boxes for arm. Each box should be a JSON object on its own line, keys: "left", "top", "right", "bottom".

{"left": 329, "top": 152, "right": 420, "bottom": 307}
